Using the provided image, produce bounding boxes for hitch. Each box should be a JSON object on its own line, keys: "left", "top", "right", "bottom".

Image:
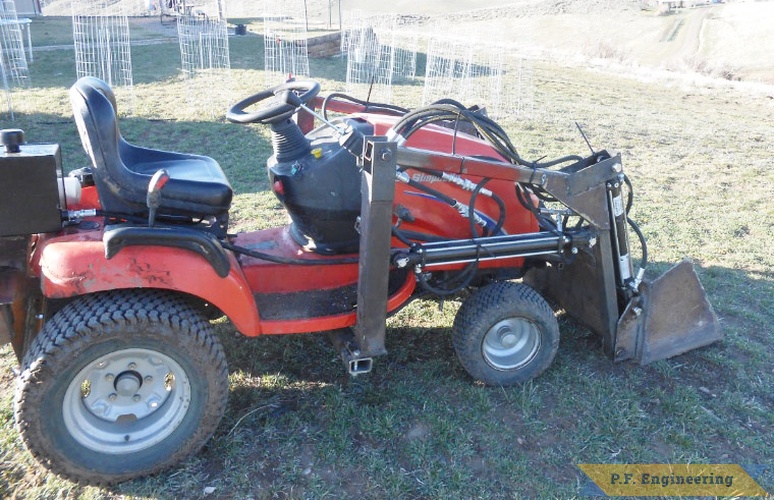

{"left": 328, "top": 329, "right": 373, "bottom": 376}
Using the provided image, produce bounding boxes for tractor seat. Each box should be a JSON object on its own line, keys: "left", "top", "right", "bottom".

{"left": 69, "top": 76, "right": 232, "bottom": 230}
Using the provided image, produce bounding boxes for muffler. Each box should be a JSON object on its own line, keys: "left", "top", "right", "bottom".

{"left": 614, "top": 259, "right": 721, "bottom": 364}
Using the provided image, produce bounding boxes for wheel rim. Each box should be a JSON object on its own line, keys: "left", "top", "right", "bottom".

{"left": 482, "top": 317, "right": 541, "bottom": 371}
{"left": 62, "top": 348, "right": 191, "bottom": 454}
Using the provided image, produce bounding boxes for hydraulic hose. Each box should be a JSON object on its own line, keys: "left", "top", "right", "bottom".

{"left": 321, "top": 92, "right": 409, "bottom": 121}
{"left": 221, "top": 241, "right": 358, "bottom": 266}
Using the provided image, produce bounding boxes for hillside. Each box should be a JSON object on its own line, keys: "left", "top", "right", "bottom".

{"left": 40, "top": 0, "right": 774, "bottom": 84}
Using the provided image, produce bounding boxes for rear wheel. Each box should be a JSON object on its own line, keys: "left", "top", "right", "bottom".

{"left": 452, "top": 282, "right": 559, "bottom": 386}
{"left": 14, "top": 290, "right": 229, "bottom": 484}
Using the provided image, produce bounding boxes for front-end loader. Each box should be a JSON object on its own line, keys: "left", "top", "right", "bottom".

{"left": 0, "top": 77, "right": 720, "bottom": 483}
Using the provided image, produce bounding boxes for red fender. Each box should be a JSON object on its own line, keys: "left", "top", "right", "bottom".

{"left": 34, "top": 231, "right": 262, "bottom": 336}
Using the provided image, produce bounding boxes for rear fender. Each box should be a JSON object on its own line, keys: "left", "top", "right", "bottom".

{"left": 36, "top": 233, "right": 261, "bottom": 335}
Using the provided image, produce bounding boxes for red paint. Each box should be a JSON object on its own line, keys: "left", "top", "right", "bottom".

{"left": 29, "top": 101, "right": 540, "bottom": 340}
{"left": 34, "top": 227, "right": 262, "bottom": 335}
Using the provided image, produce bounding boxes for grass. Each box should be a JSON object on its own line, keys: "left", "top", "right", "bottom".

{"left": 1, "top": 16, "right": 773, "bottom": 499}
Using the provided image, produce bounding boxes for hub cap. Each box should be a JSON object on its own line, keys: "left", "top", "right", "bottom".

{"left": 482, "top": 318, "right": 541, "bottom": 371}
{"left": 63, "top": 348, "right": 191, "bottom": 454}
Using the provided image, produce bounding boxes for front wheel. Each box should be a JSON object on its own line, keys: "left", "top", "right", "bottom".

{"left": 14, "top": 290, "right": 229, "bottom": 484}
{"left": 452, "top": 282, "right": 559, "bottom": 386}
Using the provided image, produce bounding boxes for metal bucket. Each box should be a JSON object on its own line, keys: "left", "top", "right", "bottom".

{"left": 614, "top": 258, "right": 721, "bottom": 364}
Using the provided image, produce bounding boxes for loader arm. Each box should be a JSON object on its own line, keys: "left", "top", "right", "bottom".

{"left": 386, "top": 143, "right": 721, "bottom": 363}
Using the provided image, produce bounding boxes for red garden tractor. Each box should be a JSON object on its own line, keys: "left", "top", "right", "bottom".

{"left": 0, "top": 77, "right": 720, "bottom": 483}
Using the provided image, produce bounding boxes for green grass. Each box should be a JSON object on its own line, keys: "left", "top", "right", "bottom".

{"left": 1, "top": 16, "right": 772, "bottom": 500}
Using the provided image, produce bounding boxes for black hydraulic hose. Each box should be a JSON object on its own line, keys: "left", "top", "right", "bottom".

{"left": 515, "top": 184, "right": 560, "bottom": 234}
{"left": 321, "top": 92, "right": 409, "bottom": 121}
{"left": 392, "top": 225, "right": 415, "bottom": 247}
{"left": 468, "top": 178, "right": 506, "bottom": 237}
{"left": 221, "top": 241, "right": 358, "bottom": 266}
{"left": 398, "top": 169, "right": 458, "bottom": 208}
{"left": 417, "top": 260, "right": 479, "bottom": 297}
{"left": 623, "top": 173, "right": 634, "bottom": 214}
{"left": 96, "top": 210, "right": 149, "bottom": 224}
{"left": 405, "top": 167, "right": 506, "bottom": 237}
{"left": 392, "top": 103, "right": 584, "bottom": 171}
{"left": 626, "top": 217, "right": 648, "bottom": 271}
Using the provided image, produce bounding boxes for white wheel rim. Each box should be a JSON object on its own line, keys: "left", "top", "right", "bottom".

{"left": 482, "top": 317, "right": 541, "bottom": 371}
{"left": 63, "top": 348, "right": 191, "bottom": 454}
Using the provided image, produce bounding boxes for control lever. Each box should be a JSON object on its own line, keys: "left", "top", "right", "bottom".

{"left": 146, "top": 169, "right": 170, "bottom": 227}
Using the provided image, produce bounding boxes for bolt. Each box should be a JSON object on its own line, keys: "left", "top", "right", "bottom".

{"left": 132, "top": 394, "right": 141, "bottom": 402}
{"left": 105, "top": 373, "right": 115, "bottom": 381}
{"left": 394, "top": 255, "right": 410, "bottom": 268}
{"left": 128, "top": 362, "right": 137, "bottom": 370}
{"left": 379, "top": 148, "right": 392, "bottom": 162}
{"left": 571, "top": 247, "right": 578, "bottom": 255}
{"left": 612, "top": 163, "right": 622, "bottom": 173}
{"left": 108, "top": 393, "right": 117, "bottom": 401}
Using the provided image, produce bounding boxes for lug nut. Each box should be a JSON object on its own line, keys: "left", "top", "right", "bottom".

{"left": 105, "top": 373, "right": 114, "bottom": 381}
{"left": 132, "top": 394, "right": 141, "bottom": 402}
{"left": 128, "top": 362, "right": 137, "bottom": 370}
{"left": 108, "top": 393, "right": 117, "bottom": 401}
{"left": 145, "top": 375, "right": 153, "bottom": 383}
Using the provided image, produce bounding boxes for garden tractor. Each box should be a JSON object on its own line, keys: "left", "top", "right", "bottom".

{"left": 0, "top": 77, "right": 720, "bottom": 483}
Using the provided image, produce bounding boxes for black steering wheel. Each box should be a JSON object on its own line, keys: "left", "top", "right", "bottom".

{"left": 226, "top": 80, "right": 320, "bottom": 125}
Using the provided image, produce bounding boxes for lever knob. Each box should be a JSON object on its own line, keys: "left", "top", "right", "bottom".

{"left": 0, "top": 129, "right": 25, "bottom": 154}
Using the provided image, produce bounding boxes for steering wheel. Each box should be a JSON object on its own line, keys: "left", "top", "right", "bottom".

{"left": 226, "top": 80, "right": 320, "bottom": 125}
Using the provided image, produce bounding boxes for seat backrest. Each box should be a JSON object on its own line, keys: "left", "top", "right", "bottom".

{"left": 69, "top": 76, "right": 146, "bottom": 214}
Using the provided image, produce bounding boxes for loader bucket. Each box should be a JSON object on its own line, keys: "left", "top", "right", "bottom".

{"left": 614, "top": 259, "right": 721, "bottom": 364}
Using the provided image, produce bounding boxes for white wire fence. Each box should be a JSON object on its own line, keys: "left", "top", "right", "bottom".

{"left": 177, "top": 6, "right": 231, "bottom": 117}
{"left": 1, "top": 0, "right": 30, "bottom": 118}
{"left": 342, "top": 11, "right": 419, "bottom": 104}
{"left": 263, "top": 1, "right": 310, "bottom": 85}
{"left": 71, "top": 0, "right": 134, "bottom": 97}
{"left": 422, "top": 35, "right": 534, "bottom": 120}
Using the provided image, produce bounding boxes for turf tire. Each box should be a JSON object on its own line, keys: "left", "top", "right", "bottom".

{"left": 14, "top": 290, "right": 229, "bottom": 484}
{"left": 452, "top": 282, "right": 559, "bottom": 386}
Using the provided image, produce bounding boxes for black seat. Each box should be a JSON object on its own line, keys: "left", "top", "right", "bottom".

{"left": 69, "top": 76, "right": 232, "bottom": 234}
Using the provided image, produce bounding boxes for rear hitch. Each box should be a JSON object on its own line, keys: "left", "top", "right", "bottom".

{"left": 327, "top": 329, "right": 373, "bottom": 376}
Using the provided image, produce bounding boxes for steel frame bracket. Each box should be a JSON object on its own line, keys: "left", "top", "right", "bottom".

{"left": 352, "top": 136, "right": 397, "bottom": 359}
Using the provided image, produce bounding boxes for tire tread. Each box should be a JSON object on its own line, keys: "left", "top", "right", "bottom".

{"left": 14, "top": 290, "right": 228, "bottom": 485}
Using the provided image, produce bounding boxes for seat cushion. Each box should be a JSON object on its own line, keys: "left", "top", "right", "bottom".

{"left": 131, "top": 156, "right": 232, "bottom": 214}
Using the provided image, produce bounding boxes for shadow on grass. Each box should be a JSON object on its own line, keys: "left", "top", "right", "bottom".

{"left": 104, "top": 261, "right": 772, "bottom": 497}
{"left": 1, "top": 258, "right": 768, "bottom": 500}
{"left": 10, "top": 109, "right": 272, "bottom": 196}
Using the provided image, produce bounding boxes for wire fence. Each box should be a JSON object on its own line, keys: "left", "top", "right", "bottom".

{"left": 263, "top": 0, "right": 310, "bottom": 85}
{"left": 71, "top": 0, "right": 133, "bottom": 93}
{"left": 177, "top": 10, "right": 231, "bottom": 116}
